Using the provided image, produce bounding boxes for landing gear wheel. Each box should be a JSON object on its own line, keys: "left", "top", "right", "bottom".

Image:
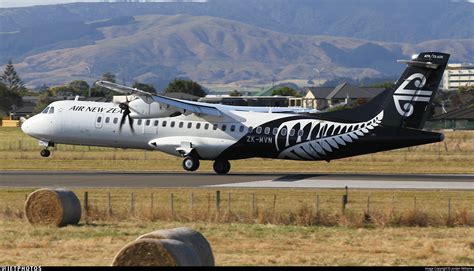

{"left": 213, "top": 160, "right": 231, "bottom": 175}
{"left": 182, "top": 156, "right": 200, "bottom": 172}
{"left": 40, "top": 149, "right": 51, "bottom": 157}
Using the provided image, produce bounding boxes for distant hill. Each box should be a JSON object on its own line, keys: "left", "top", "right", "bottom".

{"left": 7, "top": 14, "right": 472, "bottom": 88}
{"left": 0, "top": 0, "right": 472, "bottom": 43}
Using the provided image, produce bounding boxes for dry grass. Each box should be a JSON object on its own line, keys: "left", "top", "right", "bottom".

{"left": 0, "top": 219, "right": 473, "bottom": 266}
{"left": 6, "top": 189, "right": 471, "bottom": 266}
{"left": 0, "top": 127, "right": 473, "bottom": 174}
{"left": 1, "top": 188, "right": 473, "bottom": 228}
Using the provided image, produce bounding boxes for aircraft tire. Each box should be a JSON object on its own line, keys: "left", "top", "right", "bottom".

{"left": 213, "top": 160, "right": 230, "bottom": 175}
{"left": 183, "top": 156, "right": 200, "bottom": 172}
{"left": 40, "top": 149, "right": 51, "bottom": 157}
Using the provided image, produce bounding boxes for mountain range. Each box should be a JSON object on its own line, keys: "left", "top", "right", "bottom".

{"left": 0, "top": 1, "right": 473, "bottom": 88}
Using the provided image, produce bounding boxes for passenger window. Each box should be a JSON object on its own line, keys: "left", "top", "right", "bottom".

{"left": 298, "top": 130, "right": 304, "bottom": 137}
{"left": 230, "top": 125, "right": 236, "bottom": 132}
{"left": 137, "top": 119, "right": 142, "bottom": 126}
{"left": 188, "top": 122, "right": 192, "bottom": 129}
{"left": 213, "top": 124, "right": 218, "bottom": 130}
{"left": 105, "top": 117, "right": 110, "bottom": 124}
{"left": 248, "top": 126, "right": 253, "bottom": 133}
{"left": 290, "top": 129, "right": 295, "bottom": 136}
{"left": 281, "top": 128, "right": 287, "bottom": 136}
{"left": 162, "top": 121, "right": 167, "bottom": 127}
{"left": 146, "top": 120, "right": 151, "bottom": 126}
{"left": 171, "top": 121, "right": 175, "bottom": 128}
{"left": 264, "top": 127, "right": 270, "bottom": 135}
{"left": 42, "top": 107, "right": 50, "bottom": 114}
{"left": 222, "top": 124, "right": 227, "bottom": 131}
{"left": 196, "top": 123, "right": 201, "bottom": 129}
{"left": 179, "top": 122, "right": 184, "bottom": 128}
{"left": 48, "top": 107, "right": 55, "bottom": 114}
{"left": 256, "top": 127, "right": 262, "bottom": 134}
{"left": 154, "top": 120, "right": 159, "bottom": 126}
{"left": 113, "top": 118, "right": 118, "bottom": 124}
{"left": 204, "top": 123, "right": 209, "bottom": 130}
{"left": 273, "top": 128, "right": 278, "bottom": 135}
{"left": 239, "top": 126, "right": 244, "bottom": 133}
{"left": 97, "top": 116, "right": 102, "bottom": 123}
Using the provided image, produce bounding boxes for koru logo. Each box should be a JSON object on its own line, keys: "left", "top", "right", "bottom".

{"left": 393, "top": 73, "right": 431, "bottom": 117}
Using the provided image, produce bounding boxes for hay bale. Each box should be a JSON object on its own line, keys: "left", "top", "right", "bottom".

{"left": 112, "top": 238, "right": 201, "bottom": 266}
{"left": 138, "top": 227, "right": 214, "bottom": 266}
{"left": 25, "top": 188, "right": 81, "bottom": 227}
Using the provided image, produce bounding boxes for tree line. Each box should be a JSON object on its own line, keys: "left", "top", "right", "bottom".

{"left": 1, "top": 60, "right": 472, "bottom": 117}
{"left": 0, "top": 61, "right": 207, "bottom": 115}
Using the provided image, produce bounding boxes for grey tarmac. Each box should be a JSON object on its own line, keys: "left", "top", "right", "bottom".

{"left": 0, "top": 171, "right": 473, "bottom": 190}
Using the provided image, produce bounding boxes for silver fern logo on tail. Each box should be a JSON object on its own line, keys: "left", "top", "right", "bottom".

{"left": 276, "top": 111, "right": 384, "bottom": 160}
{"left": 393, "top": 73, "right": 431, "bottom": 117}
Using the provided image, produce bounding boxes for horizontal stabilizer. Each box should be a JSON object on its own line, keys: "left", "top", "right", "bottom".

{"left": 396, "top": 60, "right": 439, "bottom": 69}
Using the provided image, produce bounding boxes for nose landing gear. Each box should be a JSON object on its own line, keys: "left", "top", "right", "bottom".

{"left": 213, "top": 160, "right": 231, "bottom": 175}
{"left": 40, "top": 149, "right": 51, "bottom": 157}
{"left": 39, "top": 140, "right": 54, "bottom": 158}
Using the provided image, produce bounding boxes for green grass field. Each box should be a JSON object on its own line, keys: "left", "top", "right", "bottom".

{"left": 0, "top": 127, "right": 473, "bottom": 173}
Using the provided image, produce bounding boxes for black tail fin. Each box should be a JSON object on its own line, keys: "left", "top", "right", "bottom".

{"left": 382, "top": 52, "right": 450, "bottom": 129}
{"left": 318, "top": 52, "right": 450, "bottom": 130}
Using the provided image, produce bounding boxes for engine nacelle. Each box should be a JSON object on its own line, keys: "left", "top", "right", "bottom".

{"left": 113, "top": 95, "right": 181, "bottom": 119}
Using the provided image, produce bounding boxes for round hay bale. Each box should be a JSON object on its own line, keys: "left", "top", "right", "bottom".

{"left": 112, "top": 238, "right": 201, "bottom": 266}
{"left": 138, "top": 227, "right": 214, "bottom": 266}
{"left": 25, "top": 188, "right": 81, "bottom": 227}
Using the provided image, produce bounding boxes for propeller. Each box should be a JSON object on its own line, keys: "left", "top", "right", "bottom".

{"left": 118, "top": 96, "right": 135, "bottom": 134}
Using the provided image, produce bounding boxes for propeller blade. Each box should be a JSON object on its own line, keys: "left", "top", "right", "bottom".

{"left": 118, "top": 98, "right": 134, "bottom": 134}
{"left": 119, "top": 112, "right": 127, "bottom": 133}
{"left": 127, "top": 114, "right": 135, "bottom": 134}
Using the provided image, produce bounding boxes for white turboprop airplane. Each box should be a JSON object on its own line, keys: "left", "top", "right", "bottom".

{"left": 22, "top": 52, "right": 449, "bottom": 174}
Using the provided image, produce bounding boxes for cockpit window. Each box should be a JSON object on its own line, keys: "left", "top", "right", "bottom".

{"left": 42, "top": 107, "right": 50, "bottom": 114}
{"left": 48, "top": 107, "right": 55, "bottom": 114}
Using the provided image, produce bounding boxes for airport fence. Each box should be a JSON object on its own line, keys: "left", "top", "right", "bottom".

{"left": 2, "top": 188, "right": 473, "bottom": 227}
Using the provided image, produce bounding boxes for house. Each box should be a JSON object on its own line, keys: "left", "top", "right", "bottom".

{"left": 300, "top": 83, "right": 385, "bottom": 110}
{"left": 426, "top": 105, "right": 474, "bottom": 130}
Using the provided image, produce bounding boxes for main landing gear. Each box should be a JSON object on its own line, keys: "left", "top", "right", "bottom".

{"left": 213, "top": 160, "right": 231, "bottom": 175}
{"left": 182, "top": 155, "right": 200, "bottom": 172}
{"left": 181, "top": 156, "right": 231, "bottom": 175}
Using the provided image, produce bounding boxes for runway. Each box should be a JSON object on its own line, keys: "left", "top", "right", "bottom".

{"left": 0, "top": 171, "right": 473, "bottom": 190}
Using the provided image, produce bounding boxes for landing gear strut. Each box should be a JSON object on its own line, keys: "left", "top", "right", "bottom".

{"left": 182, "top": 155, "right": 200, "bottom": 172}
{"left": 40, "top": 149, "right": 51, "bottom": 157}
{"left": 213, "top": 160, "right": 231, "bottom": 175}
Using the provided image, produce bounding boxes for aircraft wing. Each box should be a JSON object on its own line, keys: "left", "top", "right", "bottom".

{"left": 96, "top": 81, "right": 222, "bottom": 117}
{"left": 96, "top": 80, "right": 318, "bottom": 117}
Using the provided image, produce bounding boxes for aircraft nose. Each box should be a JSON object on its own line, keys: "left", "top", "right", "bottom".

{"left": 21, "top": 118, "right": 32, "bottom": 135}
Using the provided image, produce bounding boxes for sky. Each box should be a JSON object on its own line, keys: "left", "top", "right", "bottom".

{"left": 0, "top": 0, "right": 471, "bottom": 8}
{"left": 1, "top": 0, "right": 94, "bottom": 8}
{"left": 0, "top": 0, "right": 208, "bottom": 8}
